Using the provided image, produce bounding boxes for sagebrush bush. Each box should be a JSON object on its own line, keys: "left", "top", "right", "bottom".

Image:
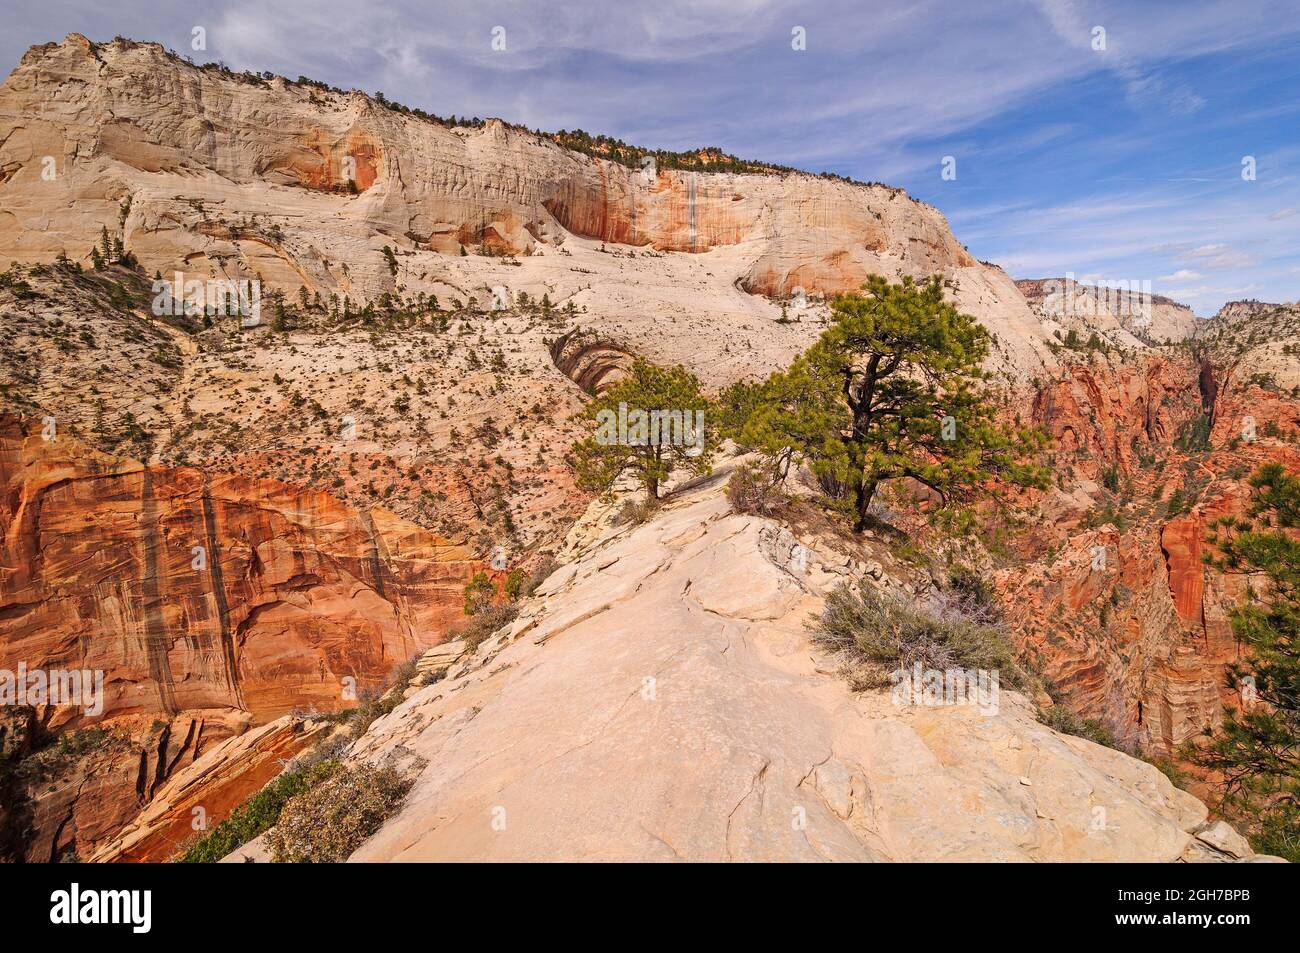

{"left": 454, "top": 600, "right": 518, "bottom": 652}
{"left": 615, "top": 497, "right": 660, "bottom": 525}
{"left": 810, "top": 583, "right": 1026, "bottom": 688}
{"left": 518, "top": 556, "right": 557, "bottom": 598}
{"left": 267, "top": 762, "right": 415, "bottom": 863}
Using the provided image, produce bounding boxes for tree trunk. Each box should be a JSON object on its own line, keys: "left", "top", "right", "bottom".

{"left": 853, "top": 475, "right": 879, "bottom": 533}
{"left": 646, "top": 474, "right": 659, "bottom": 503}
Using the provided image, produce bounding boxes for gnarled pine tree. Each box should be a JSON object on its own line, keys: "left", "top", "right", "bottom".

{"left": 726, "top": 275, "right": 1047, "bottom": 531}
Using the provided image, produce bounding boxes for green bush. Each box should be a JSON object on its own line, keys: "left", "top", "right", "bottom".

{"left": 1248, "top": 804, "right": 1300, "bottom": 862}
{"left": 463, "top": 571, "right": 496, "bottom": 615}
{"left": 1175, "top": 413, "right": 1212, "bottom": 451}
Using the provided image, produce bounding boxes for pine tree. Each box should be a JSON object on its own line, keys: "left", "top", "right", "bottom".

{"left": 723, "top": 275, "right": 1048, "bottom": 531}
{"left": 569, "top": 359, "right": 716, "bottom": 503}
{"left": 463, "top": 571, "right": 496, "bottom": 615}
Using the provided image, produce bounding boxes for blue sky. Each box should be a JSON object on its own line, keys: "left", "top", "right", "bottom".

{"left": 5, "top": 0, "right": 1299, "bottom": 314}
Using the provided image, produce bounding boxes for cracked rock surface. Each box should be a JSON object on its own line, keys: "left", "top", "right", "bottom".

{"left": 345, "top": 467, "right": 1260, "bottom": 862}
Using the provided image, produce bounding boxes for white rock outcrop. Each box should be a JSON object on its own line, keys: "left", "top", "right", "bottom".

{"left": 0, "top": 34, "right": 1055, "bottom": 385}
{"left": 342, "top": 465, "right": 1255, "bottom": 862}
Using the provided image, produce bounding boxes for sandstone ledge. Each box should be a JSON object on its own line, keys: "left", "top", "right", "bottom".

{"left": 339, "top": 465, "right": 1260, "bottom": 862}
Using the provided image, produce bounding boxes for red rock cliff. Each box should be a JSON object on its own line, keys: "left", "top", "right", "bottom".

{"left": 0, "top": 415, "right": 479, "bottom": 729}
{"left": 1002, "top": 353, "right": 1298, "bottom": 753}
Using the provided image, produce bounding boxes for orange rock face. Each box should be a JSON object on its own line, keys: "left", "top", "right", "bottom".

{"left": 87, "top": 715, "right": 328, "bottom": 863}
{"left": 1001, "top": 353, "right": 1299, "bottom": 753}
{"left": 1030, "top": 353, "right": 1200, "bottom": 480}
{"left": 284, "top": 128, "right": 383, "bottom": 192}
{"left": 1162, "top": 512, "right": 1210, "bottom": 624}
{"left": 542, "top": 169, "right": 751, "bottom": 252}
{"left": 0, "top": 414, "right": 485, "bottom": 860}
{"left": 14, "top": 710, "right": 254, "bottom": 862}
{"left": 0, "top": 416, "right": 478, "bottom": 728}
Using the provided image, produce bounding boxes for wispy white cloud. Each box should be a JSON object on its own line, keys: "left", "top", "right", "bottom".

{"left": 1179, "top": 244, "right": 1258, "bottom": 270}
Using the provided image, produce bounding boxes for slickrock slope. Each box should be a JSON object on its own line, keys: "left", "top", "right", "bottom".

{"left": 336, "top": 462, "right": 1258, "bottom": 862}
{"left": 0, "top": 34, "right": 1052, "bottom": 384}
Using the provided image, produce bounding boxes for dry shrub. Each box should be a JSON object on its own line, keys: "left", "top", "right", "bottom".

{"left": 518, "top": 555, "right": 557, "bottom": 599}
{"left": 267, "top": 762, "right": 414, "bottom": 863}
{"left": 180, "top": 759, "right": 340, "bottom": 863}
{"left": 454, "top": 601, "right": 519, "bottom": 653}
{"left": 615, "top": 497, "right": 660, "bottom": 525}
{"left": 810, "top": 582, "right": 1026, "bottom": 689}
{"left": 726, "top": 462, "right": 785, "bottom": 515}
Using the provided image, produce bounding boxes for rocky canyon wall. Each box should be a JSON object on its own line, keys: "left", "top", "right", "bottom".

{"left": 1002, "top": 346, "right": 1300, "bottom": 754}
{"left": 0, "top": 415, "right": 479, "bottom": 730}
{"left": 0, "top": 414, "right": 485, "bottom": 859}
{"left": 0, "top": 34, "right": 1053, "bottom": 380}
